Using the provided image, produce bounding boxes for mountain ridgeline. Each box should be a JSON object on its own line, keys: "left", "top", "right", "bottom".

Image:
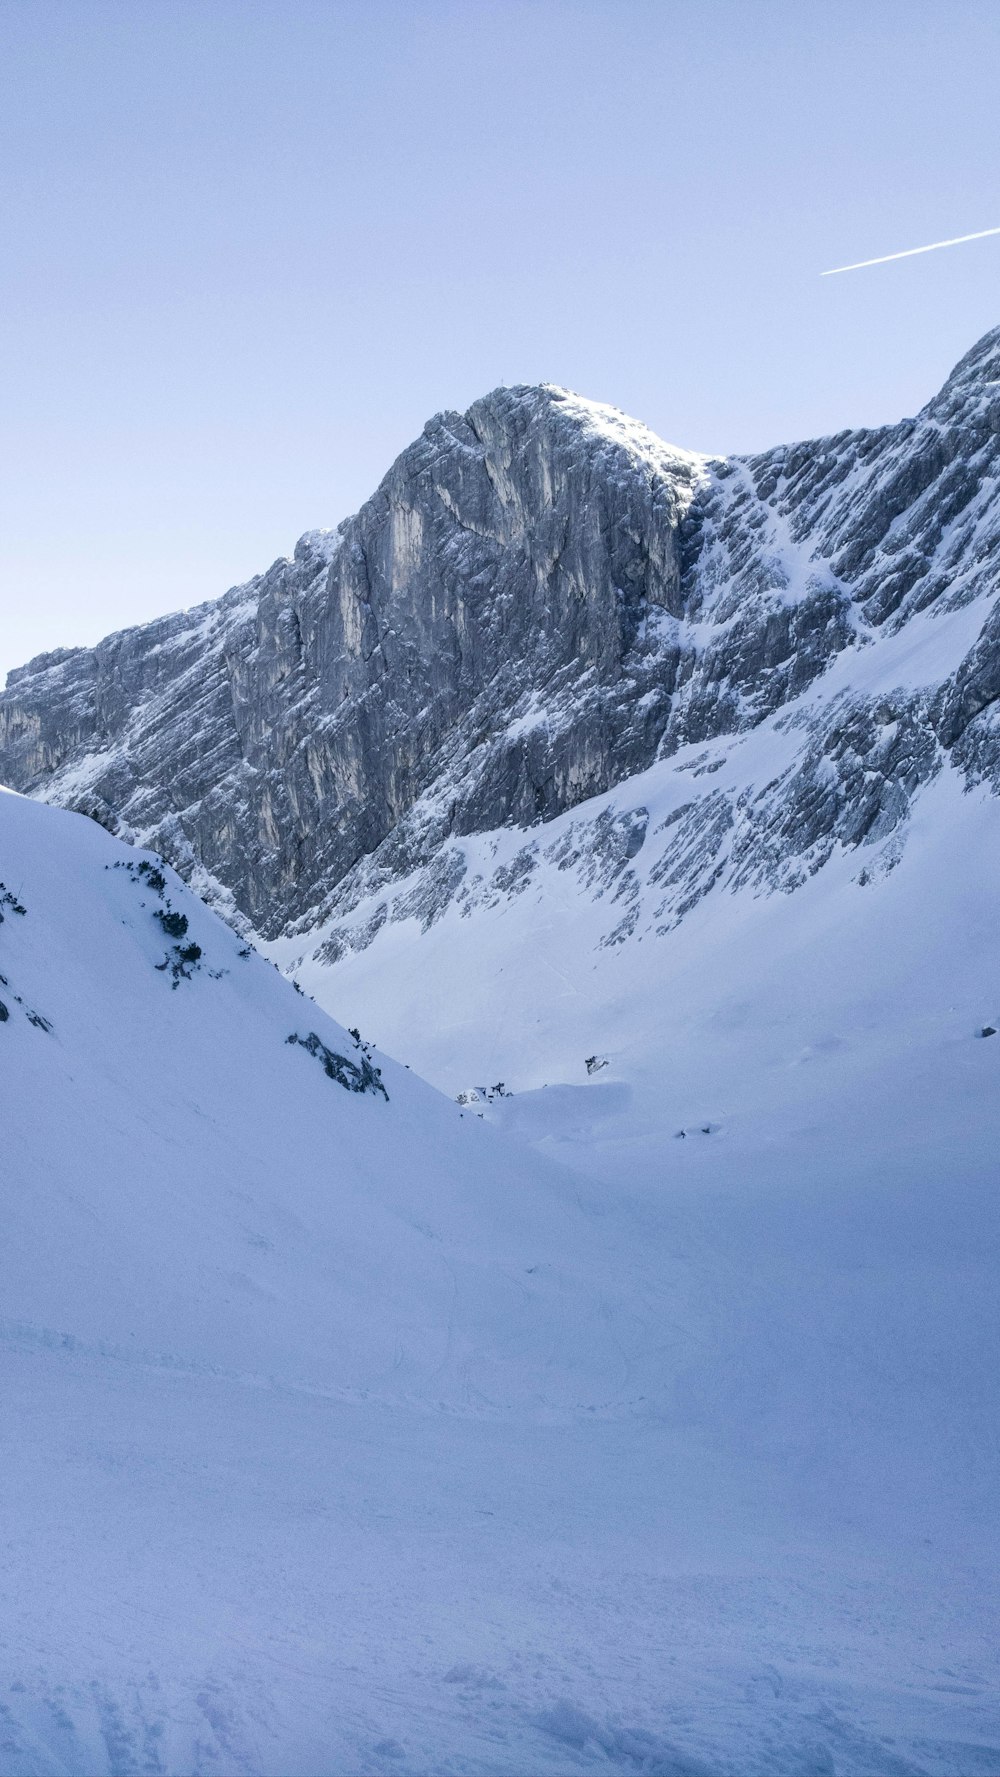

{"left": 1, "top": 328, "right": 999, "bottom": 947}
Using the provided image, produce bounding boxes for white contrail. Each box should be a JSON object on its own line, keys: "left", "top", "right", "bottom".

{"left": 822, "top": 226, "right": 1000, "bottom": 276}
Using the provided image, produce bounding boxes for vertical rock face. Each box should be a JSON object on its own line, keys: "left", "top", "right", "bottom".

{"left": 0, "top": 389, "right": 707, "bottom": 933}
{"left": 1, "top": 331, "right": 999, "bottom": 943}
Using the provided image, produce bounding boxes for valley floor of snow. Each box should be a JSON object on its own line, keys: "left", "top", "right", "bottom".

{"left": 2, "top": 778, "right": 999, "bottom": 1776}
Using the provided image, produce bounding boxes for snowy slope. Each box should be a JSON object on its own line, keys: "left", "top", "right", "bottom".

{"left": 0, "top": 791, "right": 661, "bottom": 1418}
{"left": 3, "top": 793, "right": 1000, "bottom": 1773}
{"left": 275, "top": 583, "right": 1000, "bottom": 1169}
{"left": 279, "top": 681, "right": 1000, "bottom": 1576}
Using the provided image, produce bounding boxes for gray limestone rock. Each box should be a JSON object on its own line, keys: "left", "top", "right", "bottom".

{"left": 1, "top": 332, "right": 999, "bottom": 952}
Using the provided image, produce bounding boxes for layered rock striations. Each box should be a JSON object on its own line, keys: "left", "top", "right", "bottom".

{"left": 2, "top": 330, "right": 999, "bottom": 948}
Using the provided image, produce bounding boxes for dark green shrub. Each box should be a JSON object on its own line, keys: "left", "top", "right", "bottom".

{"left": 155, "top": 909, "right": 189, "bottom": 939}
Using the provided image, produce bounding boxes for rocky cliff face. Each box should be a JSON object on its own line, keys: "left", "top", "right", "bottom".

{"left": 2, "top": 330, "right": 999, "bottom": 949}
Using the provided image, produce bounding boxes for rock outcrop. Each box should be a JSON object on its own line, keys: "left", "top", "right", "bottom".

{"left": 2, "top": 330, "right": 999, "bottom": 946}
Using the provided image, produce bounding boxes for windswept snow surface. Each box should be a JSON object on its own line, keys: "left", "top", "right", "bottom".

{"left": 2, "top": 788, "right": 1000, "bottom": 1775}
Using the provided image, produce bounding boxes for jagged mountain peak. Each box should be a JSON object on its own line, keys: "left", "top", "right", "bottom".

{"left": 457, "top": 378, "right": 709, "bottom": 479}
{"left": 931, "top": 321, "right": 1000, "bottom": 400}
{"left": 1, "top": 328, "right": 998, "bottom": 950}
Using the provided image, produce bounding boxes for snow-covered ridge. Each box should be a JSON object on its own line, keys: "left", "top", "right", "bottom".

{"left": 538, "top": 380, "right": 711, "bottom": 483}
{"left": 0, "top": 786, "right": 696, "bottom": 1767}
{"left": 0, "top": 783, "right": 664, "bottom": 1416}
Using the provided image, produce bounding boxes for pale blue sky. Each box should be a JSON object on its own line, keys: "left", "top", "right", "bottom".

{"left": 2, "top": 0, "right": 998, "bottom": 681}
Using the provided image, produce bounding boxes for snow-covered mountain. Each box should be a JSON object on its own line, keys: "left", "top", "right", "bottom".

{"left": 3, "top": 774, "right": 1000, "bottom": 1776}
{"left": 3, "top": 332, "right": 1000, "bottom": 1773}
{"left": 2, "top": 328, "right": 998, "bottom": 963}
{"left": 4, "top": 331, "right": 996, "bottom": 1126}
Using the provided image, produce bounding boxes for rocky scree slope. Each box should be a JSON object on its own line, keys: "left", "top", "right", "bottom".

{"left": 1, "top": 329, "right": 999, "bottom": 951}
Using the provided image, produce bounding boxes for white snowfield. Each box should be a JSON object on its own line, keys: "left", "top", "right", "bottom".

{"left": 2, "top": 785, "right": 1000, "bottom": 1775}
